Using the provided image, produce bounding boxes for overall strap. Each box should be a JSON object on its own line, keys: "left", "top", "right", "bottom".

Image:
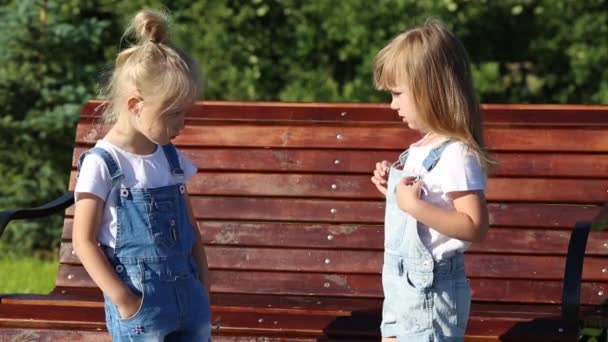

{"left": 161, "top": 143, "right": 185, "bottom": 182}
{"left": 77, "top": 147, "right": 124, "bottom": 186}
{"left": 422, "top": 140, "right": 454, "bottom": 172}
{"left": 396, "top": 149, "right": 410, "bottom": 166}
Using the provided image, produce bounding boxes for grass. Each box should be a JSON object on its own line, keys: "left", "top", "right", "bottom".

{"left": 0, "top": 255, "right": 58, "bottom": 294}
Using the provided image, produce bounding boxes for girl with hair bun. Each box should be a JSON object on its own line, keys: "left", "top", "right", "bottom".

{"left": 72, "top": 9, "right": 211, "bottom": 341}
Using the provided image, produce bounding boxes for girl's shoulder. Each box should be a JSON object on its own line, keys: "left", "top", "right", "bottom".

{"left": 443, "top": 140, "right": 471, "bottom": 156}
{"left": 439, "top": 140, "right": 484, "bottom": 170}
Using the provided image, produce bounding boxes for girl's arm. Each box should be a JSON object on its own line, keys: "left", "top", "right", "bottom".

{"left": 396, "top": 180, "right": 489, "bottom": 242}
{"left": 184, "top": 189, "right": 210, "bottom": 293}
{"left": 72, "top": 193, "right": 141, "bottom": 318}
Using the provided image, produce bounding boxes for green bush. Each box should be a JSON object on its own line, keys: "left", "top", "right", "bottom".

{"left": 0, "top": 1, "right": 120, "bottom": 253}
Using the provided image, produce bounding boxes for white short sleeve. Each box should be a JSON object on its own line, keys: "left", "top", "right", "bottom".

{"left": 177, "top": 150, "right": 198, "bottom": 182}
{"left": 74, "top": 153, "right": 112, "bottom": 202}
{"left": 434, "top": 143, "right": 486, "bottom": 194}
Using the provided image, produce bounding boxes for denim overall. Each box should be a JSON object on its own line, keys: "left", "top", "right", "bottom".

{"left": 78, "top": 144, "right": 212, "bottom": 341}
{"left": 381, "top": 142, "right": 471, "bottom": 341}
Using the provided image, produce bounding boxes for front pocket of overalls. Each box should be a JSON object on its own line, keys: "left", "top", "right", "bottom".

{"left": 403, "top": 270, "right": 432, "bottom": 293}
{"left": 117, "top": 272, "right": 146, "bottom": 322}
{"left": 148, "top": 200, "right": 178, "bottom": 249}
{"left": 390, "top": 270, "right": 431, "bottom": 333}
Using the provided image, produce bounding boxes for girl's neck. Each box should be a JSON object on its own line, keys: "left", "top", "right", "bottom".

{"left": 412, "top": 131, "right": 447, "bottom": 147}
{"left": 104, "top": 119, "right": 157, "bottom": 156}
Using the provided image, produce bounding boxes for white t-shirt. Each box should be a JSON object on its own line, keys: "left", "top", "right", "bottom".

{"left": 403, "top": 140, "right": 486, "bottom": 259}
{"left": 74, "top": 140, "right": 198, "bottom": 248}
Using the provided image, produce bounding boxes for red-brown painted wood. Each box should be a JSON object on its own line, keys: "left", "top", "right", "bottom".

{"left": 81, "top": 100, "right": 608, "bottom": 125}
{"left": 75, "top": 122, "right": 608, "bottom": 152}
{"left": 53, "top": 264, "right": 608, "bottom": 306}
{"left": 57, "top": 243, "right": 608, "bottom": 282}
{"left": 60, "top": 219, "right": 608, "bottom": 255}
{"left": 68, "top": 171, "right": 608, "bottom": 203}
{"left": 6, "top": 101, "right": 608, "bottom": 339}
{"left": 63, "top": 199, "right": 602, "bottom": 227}
{"left": 72, "top": 147, "right": 608, "bottom": 178}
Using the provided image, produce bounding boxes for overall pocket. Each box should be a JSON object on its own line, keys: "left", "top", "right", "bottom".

{"left": 390, "top": 270, "right": 431, "bottom": 334}
{"left": 148, "top": 200, "right": 178, "bottom": 249}
{"left": 117, "top": 267, "right": 146, "bottom": 322}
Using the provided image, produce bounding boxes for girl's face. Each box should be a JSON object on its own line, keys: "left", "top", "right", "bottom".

{"left": 389, "top": 87, "right": 425, "bottom": 132}
{"left": 134, "top": 99, "right": 187, "bottom": 145}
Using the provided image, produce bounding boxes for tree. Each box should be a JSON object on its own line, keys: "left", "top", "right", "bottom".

{"left": 0, "top": 0, "right": 121, "bottom": 253}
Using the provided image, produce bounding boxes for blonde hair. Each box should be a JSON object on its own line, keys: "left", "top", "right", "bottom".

{"left": 100, "top": 9, "right": 201, "bottom": 124}
{"left": 374, "top": 19, "right": 494, "bottom": 170}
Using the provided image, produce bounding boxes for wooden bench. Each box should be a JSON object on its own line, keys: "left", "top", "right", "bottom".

{"left": 1, "top": 100, "right": 608, "bottom": 341}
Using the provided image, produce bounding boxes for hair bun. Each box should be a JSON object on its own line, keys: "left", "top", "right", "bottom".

{"left": 131, "top": 9, "right": 169, "bottom": 45}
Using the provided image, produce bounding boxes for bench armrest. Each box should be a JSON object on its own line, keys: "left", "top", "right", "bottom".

{"left": 0, "top": 191, "right": 74, "bottom": 238}
{"left": 561, "top": 221, "right": 592, "bottom": 326}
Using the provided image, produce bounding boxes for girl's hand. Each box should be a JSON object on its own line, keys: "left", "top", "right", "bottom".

{"left": 395, "top": 176, "right": 422, "bottom": 213}
{"left": 371, "top": 160, "right": 391, "bottom": 196}
{"left": 116, "top": 291, "right": 142, "bottom": 320}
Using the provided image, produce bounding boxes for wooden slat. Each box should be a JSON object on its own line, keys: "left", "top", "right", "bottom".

{"left": 4, "top": 290, "right": 603, "bottom": 323}
{"left": 469, "top": 229, "right": 608, "bottom": 256}
{"left": 176, "top": 273, "right": 608, "bottom": 306}
{"left": 54, "top": 265, "right": 608, "bottom": 306}
{"left": 486, "top": 203, "right": 600, "bottom": 228}
{"left": 72, "top": 146, "right": 395, "bottom": 174}
{"left": 0, "top": 303, "right": 105, "bottom": 329}
{"left": 0, "top": 329, "right": 325, "bottom": 342}
{"left": 211, "top": 311, "right": 379, "bottom": 338}
{"left": 66, "top": 197, "right": 386, "bottom": 223}
{"left": 57, "top": 242, "right": 608, "bottom": 282}
{"left": 68, "top": 170, "right": 608, "bottom": 203}
{"left": 64, "top": 200, "right": 601, "bottom": 227}
{"left": 491, "top": 152, "right": 608, "bottom": 178}
{"left": 0, "top": 309, "right": 577, "bottom": 341}
{"left": 59, "top": 219, "right": 608, "bottom": 255}
{"left": 193, "top": 199, "right": 606, "bottom": 226}
{"left": 61, "top": 219, "right": 385, "bottom": 249}
{"left": 464, "top": 317, "right": 577, "bottom": 342}
{"left": 81, "top": 100, "right": 608, "bottom": 125}
{"left": 75, "top": 123, "right": 608, "bottom": 152}
{"left": 0, "top": 329, "right": 110, "bottom": 341}
{"left": 72, "top": 146, "right": 608, "bottom": 178}
{"left": 0, "top": 290, "right": 575, "bottom": 318}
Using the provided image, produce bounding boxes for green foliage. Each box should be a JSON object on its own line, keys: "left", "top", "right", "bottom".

{"left": 1, "top": 0, "right": 607, "bottom": 254}
{"left": 0, "top": 0, "right": 120, "bottom": 252}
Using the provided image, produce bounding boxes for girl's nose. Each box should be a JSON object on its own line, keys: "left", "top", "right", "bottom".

{"left": 390, "top": 97, "right": 399, "bottom": 110}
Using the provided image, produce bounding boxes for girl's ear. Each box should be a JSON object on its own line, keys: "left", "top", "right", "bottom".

{"left": 127, "top": 96, "right": 143, "bottom": 115}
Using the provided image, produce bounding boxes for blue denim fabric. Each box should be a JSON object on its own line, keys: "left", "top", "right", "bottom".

{"left": 381, "top": 143, "right": 471, "bottom": 341}
{"left": 80, "top": 145, "right": 212, "bottom": 341}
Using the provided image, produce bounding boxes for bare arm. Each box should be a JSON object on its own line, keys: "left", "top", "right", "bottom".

{"left": 411, "top": 191, "right": 489, "bottom": 242}
{"left": 185, "top": 189, "right": 210, "bottom": 293}
{"left": 72, "top": 193, "right": 140, "bottom": 318}
{"left": 396, "top": 179, "right": 489, "bottom": 242}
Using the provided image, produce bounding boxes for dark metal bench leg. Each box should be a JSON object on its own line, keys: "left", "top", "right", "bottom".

{"left": 562, "top": 221, "right": 592, "bottom": 329}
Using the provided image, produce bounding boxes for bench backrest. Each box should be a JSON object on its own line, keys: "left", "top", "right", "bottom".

{"left": 58, "top": 101, "right": 608, "bottom": 308}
